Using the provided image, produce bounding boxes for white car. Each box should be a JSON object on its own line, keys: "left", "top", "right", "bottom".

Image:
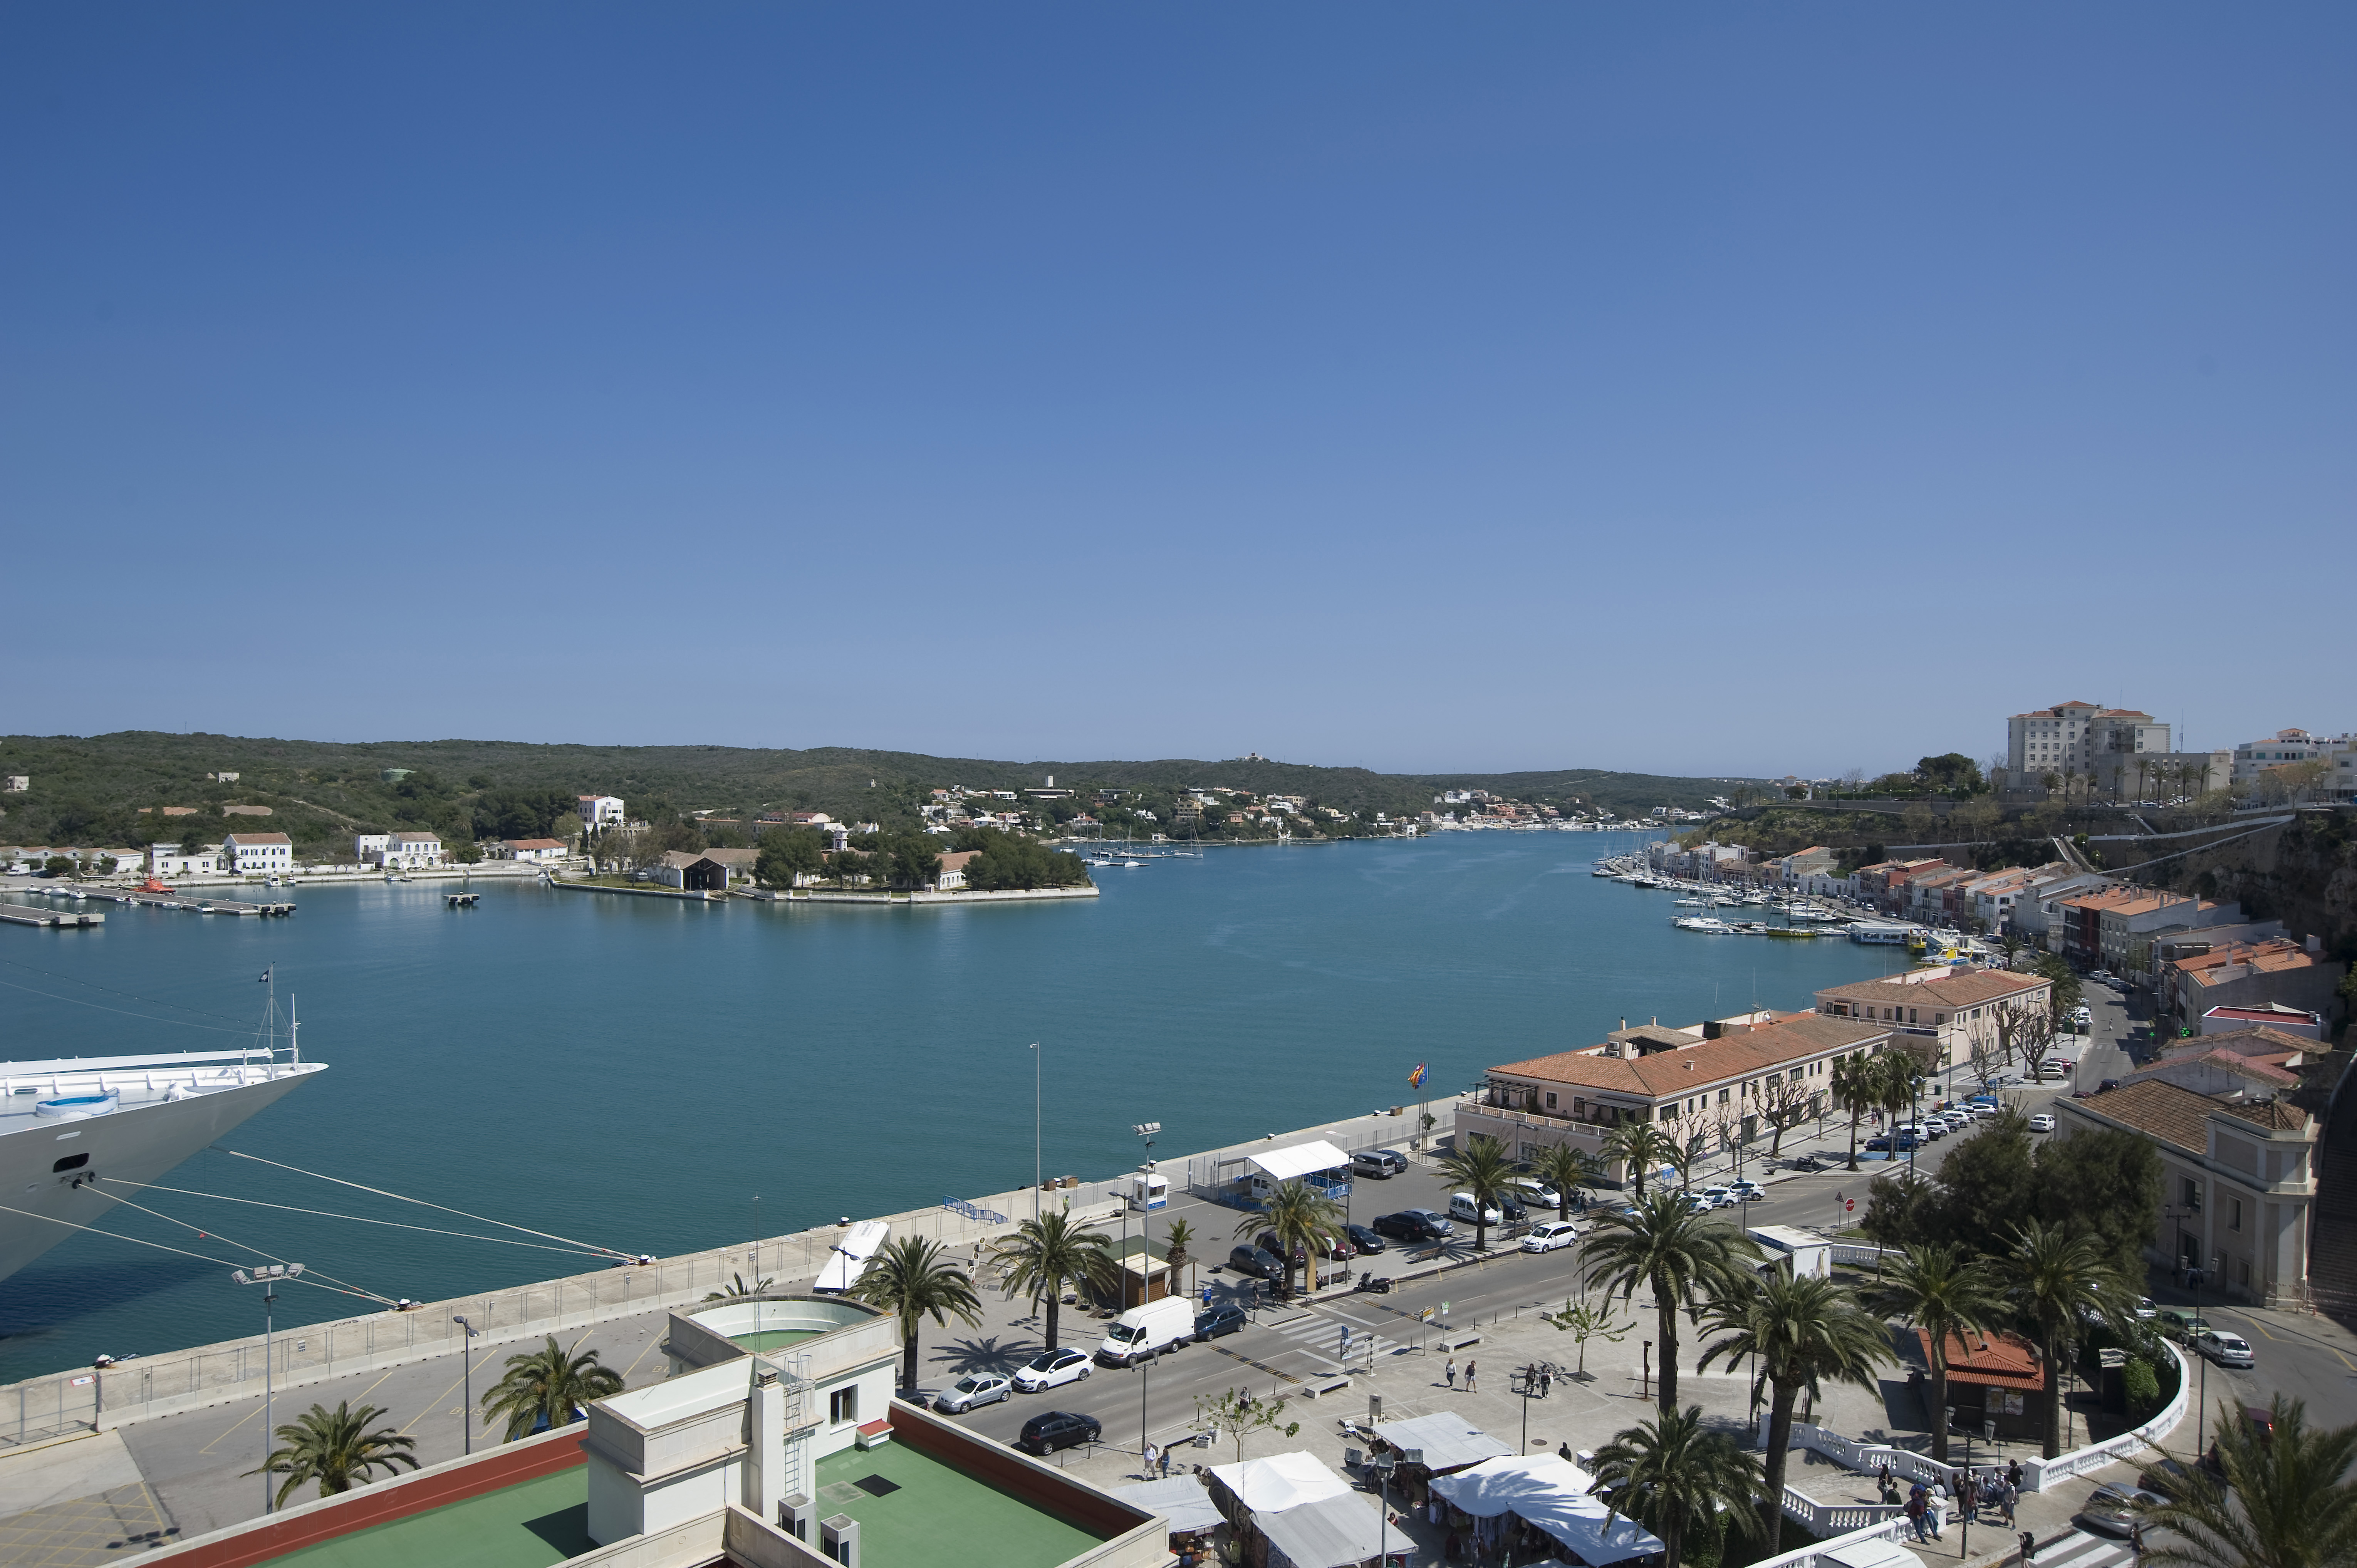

{"left": 934, "top": 1373, "right": 1013, "bottom": 1413}
{"left": 2027, "top": 1113, "right": 2056, "bottom": 1133}
{"left": 1012, "top": 1347, "right": 1092, "bottom": 1392}
{"left": 1522, "top": 1220, "right": 1580, "bottom": 1253}
{"left": 1698, "top": 1187, "right": 1739, "bottom": 1209}
{"left": 1682, "top": 1193, "right": 1716, "bottom": 1215}
{"left": 1516, "top": 1179, "right": 1564, "bottom": 1211}
{"left": 1727, "top": 1181, "right": 1766, "bottom": 1202}
{"left": 1448, "top": 1193, "right": 1503, "bottom": 1227}
{"left": 2195, "top": 1330, "right": 2256, "bottom": 1368}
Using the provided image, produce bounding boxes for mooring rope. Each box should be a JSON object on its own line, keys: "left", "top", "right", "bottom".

{"left": 0, "top": 1201, "right": 384, "bottom": 1301}
{"left": 211, "top": 1147, "right": 631, "bottom": 1259}
{"left": 85, "top": 1183, "right": 396, "bottom": 1305}
{"left": 98, "top": 1176, "right": 617, "bottom": 1259}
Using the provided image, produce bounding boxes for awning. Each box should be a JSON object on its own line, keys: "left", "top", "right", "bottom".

{"left": 1256, "top": 1492, "right": 1390, "bottom": 1568}
{"left": 1247, "top": 1140, "right": 1352, "bottom": 1182}
{"left": 1210, "top": 1451, "right": 1352, "bottom": 1514}
{"left": 1371, "top": 1412, "right": 1512, "bottom": 1474}
{"left": 1429, "top": 1456, "right": 1664, "bottom": 1566}
{"left": 1112, "top": 1475, "right": 1226, "bottom": 1535}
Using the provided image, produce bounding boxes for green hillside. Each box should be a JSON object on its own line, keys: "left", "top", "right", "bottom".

{"left": 0, "top": 731, "right": 1747, "bottom": 862}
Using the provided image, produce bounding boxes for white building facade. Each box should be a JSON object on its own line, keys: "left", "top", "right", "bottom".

{"left": 379, "top": 832, "right": 444, "bottom": 868}
{"left": 578, "top": 795, "right": 626, "bottom": 828}
{"left": 2007, "top": 701, "right": 2169, "bottom": 780}
{"left": 221, "top": 832, "right": 294, "bottom": 875}
{"left": 148, "top": 843, "right": 222, "bottom": 877}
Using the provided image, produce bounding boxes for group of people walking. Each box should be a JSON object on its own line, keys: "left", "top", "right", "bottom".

{"left": 1881, "top": 1458, "right": 2025, "bottom": 1543}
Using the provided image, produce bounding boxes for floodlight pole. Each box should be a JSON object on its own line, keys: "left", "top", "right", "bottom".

{"left": 232, "top": 1264, "right": 304, "bottom": 1513}
{"left": 453, "top": 1315, "right": 480, "bottom": 1453}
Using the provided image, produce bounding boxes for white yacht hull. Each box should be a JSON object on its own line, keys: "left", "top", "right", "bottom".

{"left": 0, "top": 1061, "right": 325, "bottom": 1283}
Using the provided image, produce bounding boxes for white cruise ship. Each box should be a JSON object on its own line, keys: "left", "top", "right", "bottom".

{"left": 0, "top": 1047, "right": 325, "bottom": 1283}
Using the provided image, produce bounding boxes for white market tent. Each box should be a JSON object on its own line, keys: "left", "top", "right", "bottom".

{"left": 1247, "top": 1140, "right": 1353, "bottom": 1182}
{"left": 1372, "top": 1412, "right": 1512, "bottom": 1475}
{"left": 1255, "top": 1492, "right": 1390, "bottom": 1568}
{"left": 1112, "top": 1475, "right": 1226, "bottom": 1535}
{"left": 1209, "top": 1451, "right": 1354, "bottom": 1515}
{"left": 1430, "top": 1456, "right": 1665, "bottom": 1566}
{"left": 813, "top": 1220, "right": 889, "bottom": 1294}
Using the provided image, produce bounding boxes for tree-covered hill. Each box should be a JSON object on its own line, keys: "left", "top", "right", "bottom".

{"left": 0, "top": 730, "right": 1750, "bottom": 861}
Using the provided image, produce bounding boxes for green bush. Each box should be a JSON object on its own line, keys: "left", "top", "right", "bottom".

{"left": 2122, "top": 1356, "right": 2160, "bottom": 1416}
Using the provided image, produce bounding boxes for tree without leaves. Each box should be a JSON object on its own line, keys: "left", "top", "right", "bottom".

{"left": 1862, "top": 1244, "right": 2008, "bottom": 1464}
{"left": 2141, "top": 1394, "right": 2357, "bottom": 1568}
{"left": 244, "top": 1400, "right": 418, "bottom": 1508}
{"left": 990, "top": 1210, "right": 1120, "bottom": 1352}
{"left": 479, "top": 1336, "right": 624, "bottom": 1442}
{"left": 851, "top": 1236, "right": 985, "bottom": 1395}
{"left": 1701, "top": 1264, "right": 1894, "bottom": 1551}
{"left": 1581, "top": 1189, "right": 1761, "bottom": 1415}
{"left": 1432, "top": 1133, "right": 1520, "bottom": 1252}
{"left": 1191, "top": 1388, "right": 1301, "bottom": 1472}
{"left": 1590, "top": 1405, "right": 1766, "bottom": 1568}
{"left": 1543, "top": 1290, "right": 1632, "bottom": 1377}
{"left": 1758, "top": 1072, "right": 1814, "bottom": 1159}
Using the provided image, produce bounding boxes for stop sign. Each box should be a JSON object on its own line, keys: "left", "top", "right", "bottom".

{"left": 1845, "top": 1199, "right": 1856, "bottom": 1212}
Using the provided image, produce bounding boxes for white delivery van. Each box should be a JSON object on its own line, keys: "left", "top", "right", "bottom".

{"left": 1095, "top": 1296, "right": 1197, "bottom": 1367}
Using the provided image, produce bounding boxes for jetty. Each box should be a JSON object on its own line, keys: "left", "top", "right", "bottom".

{"left": 446, "top": 891, "right": 481, "bottom": 907}
{"left": 0, "top": 903, "right": 103, "bottom": 928}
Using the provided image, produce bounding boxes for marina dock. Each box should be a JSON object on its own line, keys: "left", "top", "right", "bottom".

{"left": 0, "top": 902, "right": 103, "bottom": 927}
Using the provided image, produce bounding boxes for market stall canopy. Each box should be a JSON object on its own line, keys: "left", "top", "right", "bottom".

{"left": 1430, "top": 1456, "right": 1665, "bottom": 1566}
{"left": 1372, "top": 1412, "right": 1512, "bottom": 1475}
{"left": 1248, "top": 1140, "right": 1352, "bottom": 1182}
{"left": 1112, "top": 1475, "right": 1225, "bottom": 1535}
{"left": 1255, "top": 1493, "right": 1389, "bottom": 1568}
{"left": 1209, "top": 1451, "right": 1353, "bottom": 1515}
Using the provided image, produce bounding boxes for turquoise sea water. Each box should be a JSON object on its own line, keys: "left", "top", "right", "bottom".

{"left": 0, "top": 834, "right": 1906, "bottom": 1380}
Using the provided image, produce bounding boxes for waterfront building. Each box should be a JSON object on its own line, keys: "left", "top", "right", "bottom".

{"left": 1852, "top": 859, "right": 1946, "bottom": 913}
{"left": 2052, "top": 1077, "right": 2316, "bottom": 1308}
{"left": 146, "top": 842, "right": 221, "bottom": 877}
{"left": 934, "top": 849, "right": 980, "bottom": 891}
{"left": 220, "top": 831, "right": 294, "bottom": 875}
{"left": 354, "top": 832, "right": 389, "bottom": 861}
{"left": 653, "top": 847, "right": 758, "bottom": 890}
{"left": 501, "top": 837, "right": 569, "bottom": 862}
{"left": 376, "top": 831, "right": 445, "bottom": 869}
{"left": 579, "top": 794, "right": 627, "bottom": 827}
{"left": 1812, "top": 968, "right": 2050, "bottom": 1073}
{"left": 1463, "top": 1012, "right": 1894, "bottom": 1183}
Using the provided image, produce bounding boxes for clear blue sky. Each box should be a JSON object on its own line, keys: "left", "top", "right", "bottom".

{"left": 5, "top": 6, "right": 2349, "bottom": 777}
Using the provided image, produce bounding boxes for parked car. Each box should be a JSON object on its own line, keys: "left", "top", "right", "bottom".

{"left": 1256, "top": 1229, "right": 1354, "bottom": 1267}
{"left": 1787, "top": 1156, "right": 1828, "bottom": 1173}
{"left": 1351, "top": 1149, "right": 1408, "bottom": 1179}
{"left": 2156, "top": 1308, "right": 2211, "bottom": 1341}
{"left": 1728, "top": 1180, "right": 1767, "bottom": 1202}
{"left": 2194, "top": 1329, "right": 2256, "bottom": 1368}
{"left": 1371, "top": 1211, "right": 1451, "bottom": 1243}
{"left": 1522, "top": 1220, "right": 1580, "bottom": 1253}
{"left": 1227, "top": 1244, "right": 1286, "bottom": 1280}
{"left": 1682, "top": 1193, "right": 1716, "bottom": 1214}
{"left": 1016, "top": 1410, "right": 1101, "bottom": 1455}
{"left": 1864, "top": 1136, "right": 1892, "bottom": 1152}
{"left": 1698, "top": 1187, "right": 1738, "bottom": 1209}
{"left": 1344, "top": 1224, "right": 1387, "bottom": 1254}
{"left": 1448, "top": 1193, "right": 1503, "bottom": 1227}
{"left": 1193, "top": 1302, "right": 1248, "bottom": 1340}
{"left": 1515, "top": 1178, "right": 1564, "bottom": 1211}
{"left": 2077, "top": 1483, "right": 2167, "bottom": 1536}
{"left": 935, "top": 1373, "right": 1012, "bottom": 1414}
{"left": 1013, "top": 1347, "right": 1092, "bottom": 1392}
{"left": 2132, "top": 1297, "right": 2158, "bottom": 1320}
{"left": 2027, "top": 1114, "right": 2056, "bottom": 1133}
{"left": 1892, "top": 1132, "right": 1921, "bottom": 1151}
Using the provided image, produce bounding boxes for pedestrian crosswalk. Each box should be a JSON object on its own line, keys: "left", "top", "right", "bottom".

{"left": 2031, "top": 1529, "right": 2135, "bottom": 1568}
{"left": 1258, "top": 1305, "right": 1409, "bottom": 1370}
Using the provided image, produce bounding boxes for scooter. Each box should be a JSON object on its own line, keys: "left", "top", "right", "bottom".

{"left": 1352, "top": 1272, "right": 1393, "bottom": 1294}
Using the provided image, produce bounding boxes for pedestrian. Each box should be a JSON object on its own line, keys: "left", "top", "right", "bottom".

{"left": 1445, "top": 1355, "right": 1458, "bottom": 1389}
{"left": 2020, "top": 1530, "right": 2037, "bottom": 1565}
{"left": 1143, "top": 1441, "right": 1158, "bottom": 1479}
{"left": 2006, "top": 1459, "right": 2023, "bottom": 1493}
{"left": 2129, "top": 1523, "right": 2144, "bottom": 1567}
{"left": 2000, "top": 1478, "right": 2017, "bottom": 1526}
{"left": 1560, "top": 1442, "right": 1574, "bottom": 1463}
{"left": 1904, "top": 1493, "right": 1929, "bottom": 1543}
{"left": 1929, "top": 1479, "right": 1947, "bottom": 1539}
{"left": 1959, "top": 1471, "right": 1979, "bottom": 1521}
{"left": 1465, "top": 1359, "right": 1478, "bottom": 1392}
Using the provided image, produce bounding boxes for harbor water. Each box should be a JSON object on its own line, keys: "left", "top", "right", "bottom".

{"left": 0, "top": 833, "right": 1907, "bottom": 1382}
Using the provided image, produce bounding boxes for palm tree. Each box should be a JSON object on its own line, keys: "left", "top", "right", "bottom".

{"left": 2141, "top": 1395, "right": 2357, "bottom": 1568}
{"left": 245, "top": 1400, "right": 418, "bottom": 1507}
{"left": 1701, "top": 1265, "right": 1892, "bottom": 1551}
{"left": 851, "top": 1236, "right": 984, "bottom": 1395}
{"left": 990, "top": 1209, "right": 1120, "bottom": 1351}
{"left": 479, "top": 1337, "right": 624, "bottom": 1441}
{"left": 1872, "top": 1049, "right": 1917, "bottom": 1139}
{"left": 1590, "top": 1405, "right": 1766, "bottom": 1568}
{"left": 1235, "top": 1179, "right": 1346, "bottom": 1294}
{"left": 1603, "top": 1120, "right": 1679, "bottom": 1200}
{"left": 1527, "top": 1143, "right": 1602, "bottom": 1223}
{"left": 1161, "top": 1216, "right": 1196, "bottom": 1298}
{"left": 1831, "top": 1057, "right": 1876, "bottom": 1172}
{"left": 703, "top": 1271, "right": 773, "bottom": 1302}
{"left": 1863, "top": 1244, "right": 2007, "bottom": 1463}
{"left": 1582, "top": 1189, "right": 1759, "bottom": 1414}
{"left": 2002, "top": 1219, "right": 2133, "bottom": 1458}
{"left": 1432, "top": 1133, "right": 1519, "bottom": 1251}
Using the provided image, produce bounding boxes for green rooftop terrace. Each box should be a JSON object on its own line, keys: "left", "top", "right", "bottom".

{"left": 813, "top": 1440, "right": 1110, "bottom": 1568}
{"left": 267, "top": 1468, "right": 588, "bottom": 1568}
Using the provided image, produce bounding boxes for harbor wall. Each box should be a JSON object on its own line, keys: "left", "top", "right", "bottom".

{"left": 0, "top": 1102, "right": 1457, "bottom": 1450}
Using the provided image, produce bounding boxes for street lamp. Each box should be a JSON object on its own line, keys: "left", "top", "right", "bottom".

{"left": 453, "top": 1315, "right": 480, "bottom": 1454}
{"left": 1030, "top": 1044, "right": 1042, "bottom": 1223}
{"left": 2164, "top": 1202, "right": 2209, "bottom": 1457}
{"left": 232, "top": 1263, "right": 304, "bottom": 1513}
{"left": 1131, "top": 1123, "right": 1160, "bottom": 1312}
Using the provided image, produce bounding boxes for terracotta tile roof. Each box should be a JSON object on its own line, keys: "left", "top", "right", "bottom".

{"left": 1490, "top": 1016, "right": 1888, "bottom": 1098}
{"left": 503, "top": 839, "right": 565, "bottom": 851}
{"left": 2187, "top": 1025, "right": 2316, "bottom": 1059}
{"left": 2126, "top": 1050, "right": 2300, "bottom": 1089}
{"left": 2173, "top": 939, "right": 2322, "bottom": 987}
{"left": 2216, "top": 1100, "right": 2310, "bottom": 1132}
{"left": 2063, "top": 1080, "right": 2217, "bottom": 1154}
{"left": 1919, "top": 1330, "right": 2046, "bottom": 1393}
{"left": 223, "top": 832, "right": 292, "bottom": 845}
{"left": 1814, "top": 970, "right": 2047, "bottom": 1010}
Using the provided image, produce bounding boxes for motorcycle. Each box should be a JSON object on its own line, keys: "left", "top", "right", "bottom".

{"left": 1352, "top": 1272, "right": 1394, "bottom": 1294}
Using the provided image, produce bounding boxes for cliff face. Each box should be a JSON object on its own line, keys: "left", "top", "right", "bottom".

{"left": 2100, "top": 808, "right": 2357, "bottom": 959}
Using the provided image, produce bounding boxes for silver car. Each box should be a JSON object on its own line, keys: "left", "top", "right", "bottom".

{"left": 2195, "top": 1330, "right": 2256, "bottom": 1368}
{"left": 934, "top": 1372, "right": 1013, "bottom": 1413}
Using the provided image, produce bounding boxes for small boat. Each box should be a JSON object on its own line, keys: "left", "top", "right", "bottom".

{"left": 1672, "top": 915, "right": 1736, "bottom": 934}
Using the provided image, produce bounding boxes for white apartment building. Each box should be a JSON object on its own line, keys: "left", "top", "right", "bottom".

{"left": 148, "top": 843, "right": 221, "bottom": 877}
{"left": 2006, "top": 701, "right": 2169, "bottom": 780}
{"left": 221, "top": 832, "right": 294, "bottom": 875}
{"left": 355, "top": 833, "right": 389, "bottom": 862}
{"left": 378, "top": 832, "right": 444, "bottom": 868}
{"left": 2232, "top": 729, "right": 2356, "bottom": 789}
{"left": 577, "top": 795, "right": 626, "bottom": 828}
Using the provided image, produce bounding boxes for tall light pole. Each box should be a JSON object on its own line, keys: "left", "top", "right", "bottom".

{"left": 1031, "top": 1043, "right": 1042, "bottom": 1223}
{"left": 1132, "top": 1122, "right": 1161, "bottom": 1304}
{"left": 233, "top": 1263, "right": 303, "bottom": 1513}
{"left": 453, "top": 1315, "right": 480, "bottom": 1453}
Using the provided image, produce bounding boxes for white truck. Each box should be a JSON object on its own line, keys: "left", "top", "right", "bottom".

{"left": 1095, "top": 1296, "right": 1196, "bottom": 1367}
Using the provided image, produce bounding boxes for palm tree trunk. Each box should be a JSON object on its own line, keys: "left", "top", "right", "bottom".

{"left": 1760, "top": 1377, "right": 1801, "bottom": 1552}
{"left": 1045, "top": 1293, "right": 1061, "bottom": 1352}
{"left": 901, "top": 1330, "right": 920, "bottom": 1395}
{"left": 1927, "top": 1354, "right": 1949, "bottom": 1462}
{"left": 2041, "top": 1332, "right": 2065, "bottom": 1459}
{"left": 1661, "top": 1511, "right": 1684, "bottom": 1568}
{"left": 1654, "top": 1272, "right": 1679, "bottom": 1414}
{"left": 1847, "top": 1111, "right": 1861, "bottom": 1171}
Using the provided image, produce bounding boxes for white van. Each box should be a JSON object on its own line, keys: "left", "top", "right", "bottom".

{"left": 1352, "top": 1149, "right": 1408, "bottom": 1179}
{"left": 1448, "top": 1192, "right": 1503, "bottom": 1227}
{"left": 1095, "top": 1296, "right": 1196, "bottom": 1367}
